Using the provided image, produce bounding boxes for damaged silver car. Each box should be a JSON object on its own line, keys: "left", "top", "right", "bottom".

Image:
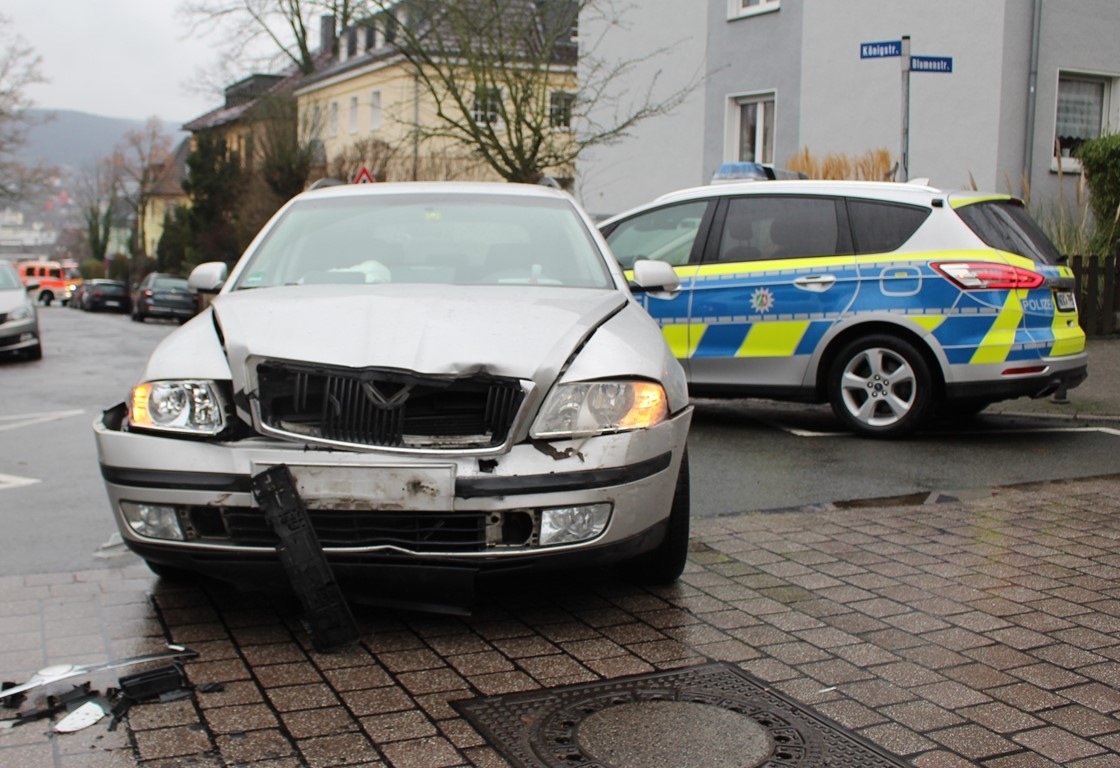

{"left": 94, "top": 182, "right": 693, "bottom": 605}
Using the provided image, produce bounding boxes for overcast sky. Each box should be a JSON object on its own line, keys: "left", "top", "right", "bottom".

{"left": 6, "top": 0, "right": 223, "bottom": 125}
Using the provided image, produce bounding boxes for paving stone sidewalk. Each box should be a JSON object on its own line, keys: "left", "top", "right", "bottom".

{"left": 4, "top": 472, "right": 1120, "bottom": 767}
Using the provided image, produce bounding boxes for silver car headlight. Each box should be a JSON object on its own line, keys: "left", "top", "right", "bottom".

{"left": 532, "top": 380, "right": 669, "bottom": 439}
{"left": 128, "top": 380, "right": 227, "bottom": 435}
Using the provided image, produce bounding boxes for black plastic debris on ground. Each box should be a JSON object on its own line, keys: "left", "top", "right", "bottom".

{"left": 1, "top": 683, "right": 98, "bottom": 731}
{"left": 108, "top": 662, "right": 192, "bottom": 730}
{"left": 251, "top": 464, "right": 360, "bottom": 653}
{"left": 454, "top": 662, "right": 911, "bottom": 768}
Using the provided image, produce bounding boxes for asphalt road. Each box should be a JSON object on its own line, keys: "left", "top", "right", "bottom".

{"left": 3, "top": 305, "right": 1118, "bottom": 577}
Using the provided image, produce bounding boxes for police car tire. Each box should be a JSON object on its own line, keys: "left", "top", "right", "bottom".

{"left": 827, "top": 334, "right": 932, "bottom": 438}
{"left": 620, "top": 450, "right": 690, "bottom": 585}
{"left": 938, "top": 398, "right": 992, "bottom": 421}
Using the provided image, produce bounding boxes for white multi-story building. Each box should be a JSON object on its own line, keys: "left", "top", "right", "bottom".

{"left": 578, "top": 0, "right": 1120, "bottom": 218}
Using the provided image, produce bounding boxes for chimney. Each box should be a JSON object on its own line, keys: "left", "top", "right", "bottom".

{"left": 320, "top": 14, "right": 336, "bottom": 54}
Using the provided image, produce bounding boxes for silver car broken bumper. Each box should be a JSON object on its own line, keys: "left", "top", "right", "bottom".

{"left": 93, "top": 407, "right": 692, "bottom": 567}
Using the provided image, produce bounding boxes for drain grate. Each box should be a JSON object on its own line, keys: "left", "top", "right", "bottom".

{"left": 455, "top": 662, "right": 909, "bottom": 768}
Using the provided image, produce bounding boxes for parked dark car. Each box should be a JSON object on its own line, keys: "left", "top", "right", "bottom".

{"left": 131, "top": 273, "right": 197, "bottom": 323}
{"left": 81, "top": 279, "right": 131, "bottom": 313}
{"left": 68, "top": 282, "right": 87, "bottom": 309}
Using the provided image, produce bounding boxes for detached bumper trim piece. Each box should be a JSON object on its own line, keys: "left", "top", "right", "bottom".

{"left": 99, "top": 451, "right": 673, "bottom": 499}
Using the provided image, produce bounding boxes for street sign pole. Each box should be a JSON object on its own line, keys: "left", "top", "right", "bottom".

{"left": 900, "top": 35, "right": 911, "bottom": 182}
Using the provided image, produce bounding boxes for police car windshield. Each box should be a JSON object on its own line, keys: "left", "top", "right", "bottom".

{"left": 955, "top": 200, "right": 1064, "bottom": 265}
{"left": 233, "top": 193, "right": 614, "bottom": 290}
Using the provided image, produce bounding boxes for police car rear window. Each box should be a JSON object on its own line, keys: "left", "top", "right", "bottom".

{"left": 955, "top": 200, "right": 1063, "bottom": 265}
{"left": 847, "top": 199, "right": 930, "bottom": 254}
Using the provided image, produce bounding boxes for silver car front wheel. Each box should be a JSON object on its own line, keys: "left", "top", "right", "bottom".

{"left": 827, "top": 335, "right": 932, "bottom": 438}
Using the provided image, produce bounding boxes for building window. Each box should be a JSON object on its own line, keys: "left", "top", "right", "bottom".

{"left": 370, "top": 90, "right": 382, "bottom": 131}
{"left": 728, "top": 0, "right": 779, "bottom": 20}
{"left": 1054, "top": 74, "right": 1110, "bottom": 169}
{"left": 735, "top": 94, "right": 775, "bottom": 164}
{"left": 310, "top": 104, "right": 323, "bottom": 137}
{"left": 349, "top": 96, "right": 359, "bottom": 134}
{"left": 328, "top": 101, "right": 339, "bottom": 137}
{"left": 550, "top": 91, "right": 574, "bottom": 129}
{"left": 473, "top": 86, "right": 503, "bottom": 125}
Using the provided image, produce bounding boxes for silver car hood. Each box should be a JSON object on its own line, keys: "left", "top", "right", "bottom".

{"left": 0, "top": 289, "right": 31, "bottom": 314}
{"left": 210, "top": 284, "right": 626, "bottom": 387}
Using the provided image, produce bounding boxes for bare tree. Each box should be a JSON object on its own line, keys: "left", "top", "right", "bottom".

{"left": 326, "top": 137, "right": 399, "bottom": 182}
{"left": 0, "top": 16, "right": 54, "bottom": 200}
{"left": 373, "top": 0, "right": 697, "bottom": 184}
{"left": 179, "top": 0, "right": 371, "bottom": 76}
{"left": 75, "top": 159, "right": 122, "bottom": 265}
{"left": 115, "top": 117, "right": 175, "bottom": 257}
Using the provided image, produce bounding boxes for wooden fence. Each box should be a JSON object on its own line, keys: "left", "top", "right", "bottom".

{"left": 1069, "top": 254, "right": 1119, "bottom": 337}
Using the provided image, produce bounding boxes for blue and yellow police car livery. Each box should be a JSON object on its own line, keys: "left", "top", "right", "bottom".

{"left": 600, "top": 180, "right": 1087, "bottom": 438}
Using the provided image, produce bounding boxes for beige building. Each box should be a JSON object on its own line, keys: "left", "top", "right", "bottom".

{"left": 294, "top": 14, "right": 577, "bottom": 185}
{"left": 140, "top": 139, "right": 191, "bottom": 259}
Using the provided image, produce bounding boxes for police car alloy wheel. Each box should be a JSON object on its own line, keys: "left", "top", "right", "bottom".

{"left": 827, "top": 334, "right": 933, "bottom": 438}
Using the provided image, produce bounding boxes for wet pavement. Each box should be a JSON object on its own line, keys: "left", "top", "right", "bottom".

{"left": 3, "top": 339, "right": 1120, "bottom": 767}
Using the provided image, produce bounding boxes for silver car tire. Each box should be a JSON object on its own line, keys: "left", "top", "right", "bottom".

{"left": 828, "top": 335, "right": 932, "bottom": 438}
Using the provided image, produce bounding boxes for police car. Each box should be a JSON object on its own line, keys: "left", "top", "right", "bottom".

{"left": 599, "top": 179, "right": 1087, "bottom": 437}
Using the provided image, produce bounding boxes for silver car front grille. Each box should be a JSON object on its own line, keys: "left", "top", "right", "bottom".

{"left": 253, "top": 359, "right": 525, "bottom": 450}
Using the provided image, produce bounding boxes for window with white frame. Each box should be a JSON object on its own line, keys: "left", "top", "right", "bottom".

{"left": 1054, "top": 73, "right": 1113, "bottom": 169}
{"left": 473, "top": 86, "right": 503, "bottom": 125}
{"left": 734, "top": 94, "right": 775, "bottom": 164}
{"left": 728, "top": 0, "right": 779, "bottom": 20}
{"left": 328, "top": 101, "right": 339, "bottom": 137}
{"left": 370, "top": 90, "right": 382, "bottom": 131}
{"left": 348, "top": 96, "right": 359, "bottom": 134}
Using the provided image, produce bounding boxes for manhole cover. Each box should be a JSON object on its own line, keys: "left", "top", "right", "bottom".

{"left": 578, "top": 700, "right": 771, "bottom": 767}
{"left": 454, "top": 662, "right": 909, "bottom": 768}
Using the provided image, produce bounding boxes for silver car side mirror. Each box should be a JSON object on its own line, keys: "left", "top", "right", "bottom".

{"left": 631, "top": 259, "right": 681, "bottom": 299}
{"left": 188, "top": 262, "right": 228, "bottom": 294}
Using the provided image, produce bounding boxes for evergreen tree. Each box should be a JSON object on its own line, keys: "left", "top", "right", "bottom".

{"left": 156, "top": 206, "right": 193, "bottom": 275}
{"left": 182, "top": 134, "right": 244, "bottom": 268}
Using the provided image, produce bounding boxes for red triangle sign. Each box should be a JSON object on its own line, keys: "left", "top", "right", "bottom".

{"left": 352, "top": 167, "right": 375, "bottom": 184}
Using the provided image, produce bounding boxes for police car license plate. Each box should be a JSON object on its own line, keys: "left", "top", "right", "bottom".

{"left": 1054, "top": 290, "right": 1076, "bottom": 312}
{"left": 255, "top": 463, "right": 456, "bottom": 511}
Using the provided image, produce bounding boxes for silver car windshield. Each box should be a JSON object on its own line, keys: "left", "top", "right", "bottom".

{"left": 233, "top": 193, "right": 614, "bottom": 290}
{"left": 0, "top": 264, "right": 21, "bottom": 290}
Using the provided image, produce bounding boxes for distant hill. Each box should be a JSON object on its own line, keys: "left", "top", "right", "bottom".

{"left": 22, "top": 109, "right": 189, "bottom": 173}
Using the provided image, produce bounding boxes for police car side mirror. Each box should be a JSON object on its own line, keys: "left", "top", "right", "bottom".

{"left": 630, "top": 259, "right": 681, "bottom": 300}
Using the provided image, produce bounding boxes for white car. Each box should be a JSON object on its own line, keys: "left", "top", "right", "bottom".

{"left": 0, "top": 260, "right": 42, "bottom": 361}
{"left": 94, "top": 182, "right": 692, "bottom": 606}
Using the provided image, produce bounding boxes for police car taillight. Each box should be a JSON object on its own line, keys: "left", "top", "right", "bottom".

{"left": 932, "top": 262, "right": 1045, "bottom": 290}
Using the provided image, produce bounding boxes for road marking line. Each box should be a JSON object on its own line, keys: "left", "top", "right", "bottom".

{"left": 0, "top": 409, "right": 85, "bottom": 432}
{"left": 771, "top": 423, "right": 1120, "bottom": 438}
{"left": 0, "top": 473, "right": 41, "bottom": 490}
